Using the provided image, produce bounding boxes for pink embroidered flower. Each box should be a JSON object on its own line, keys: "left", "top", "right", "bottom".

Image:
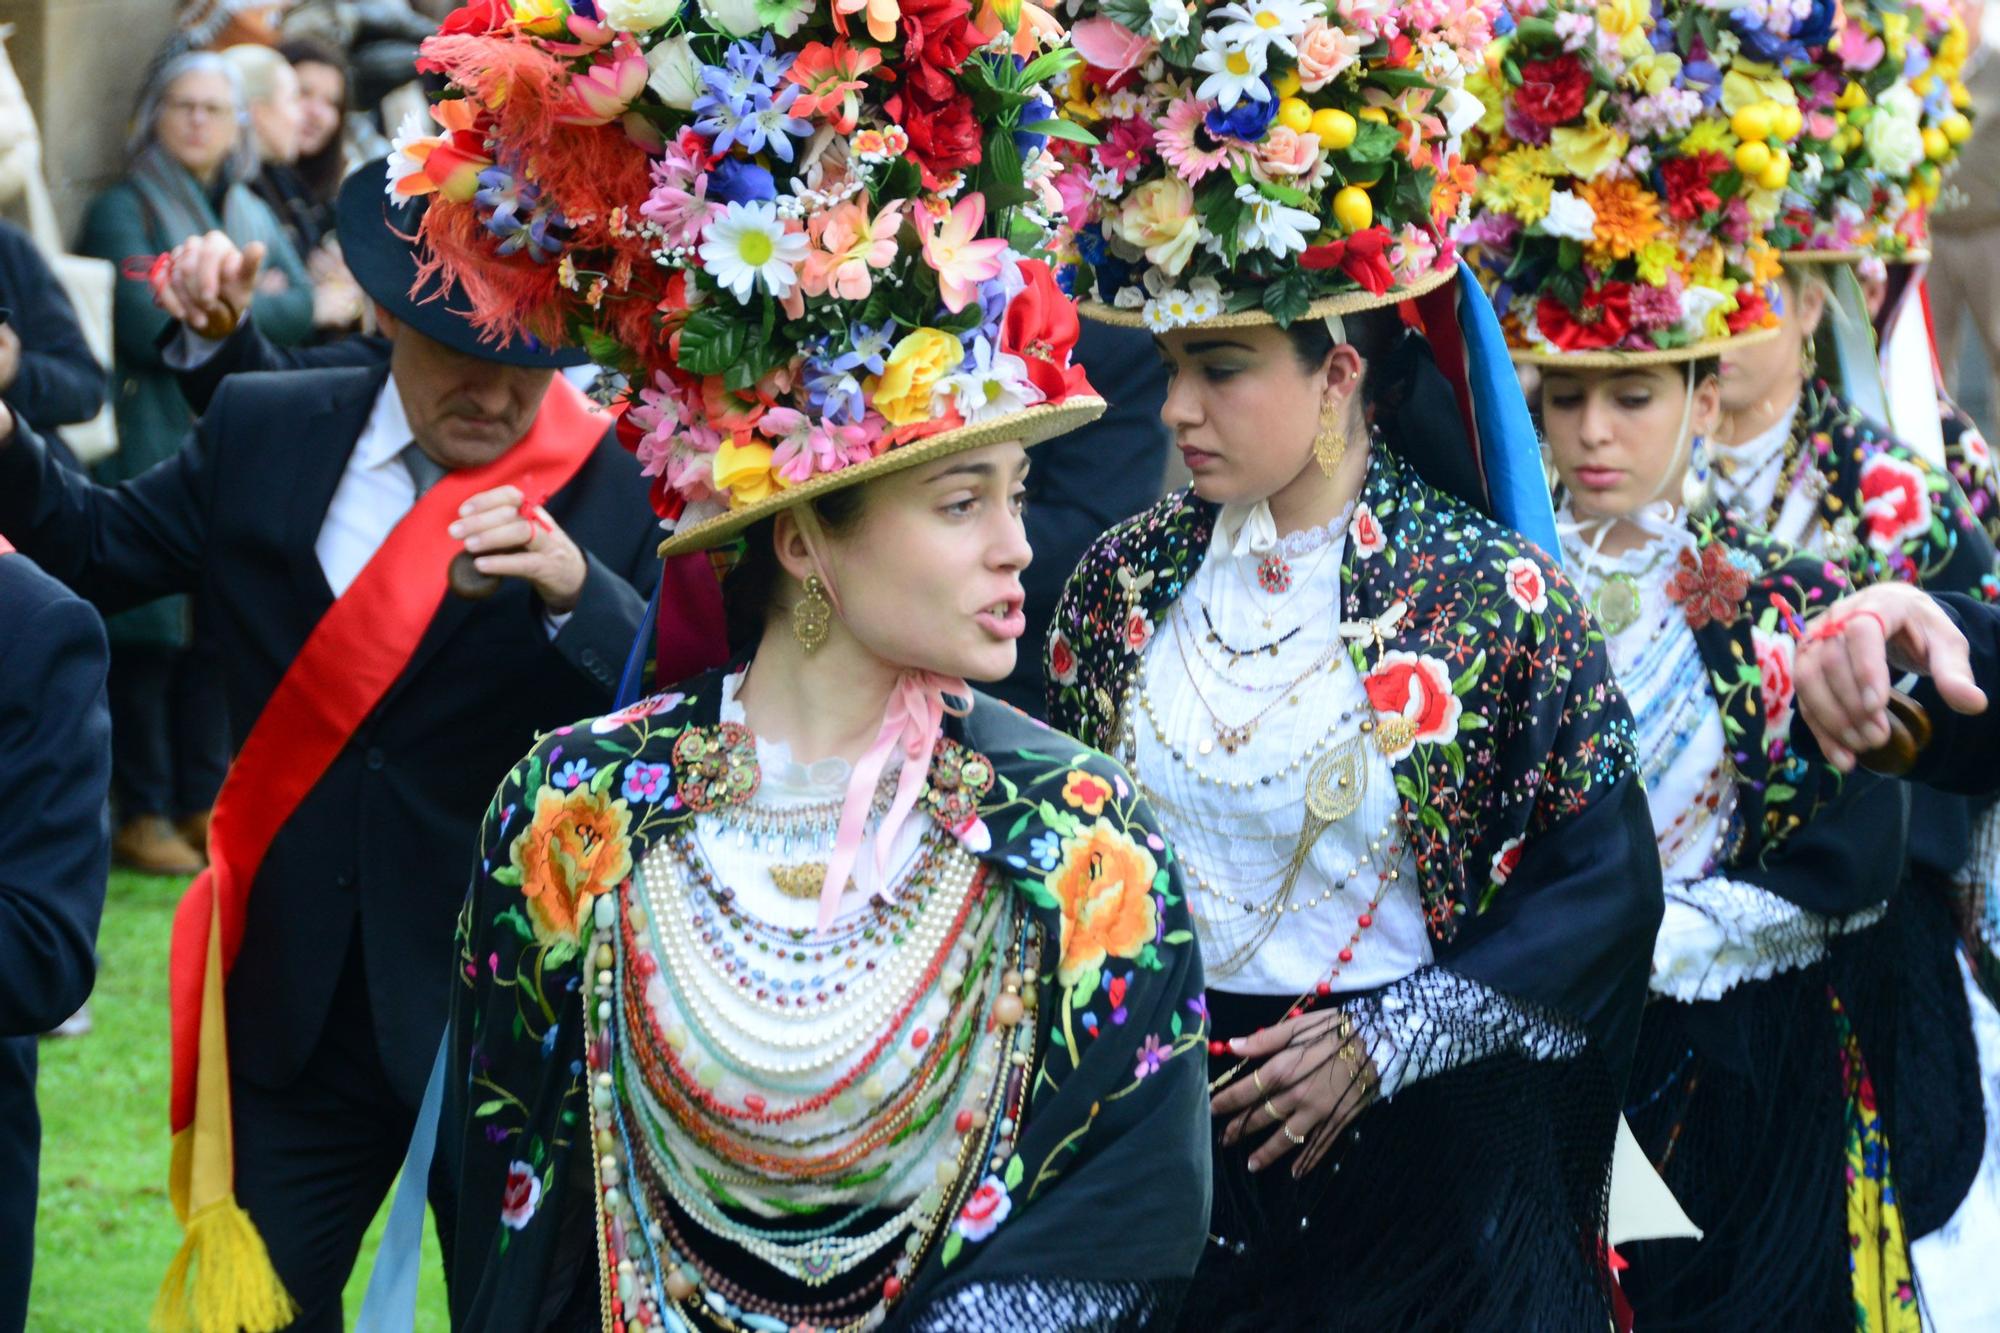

{"left": 1489, "top": 834, "right": 1525, "bottom": 888}
{"left": 1349, "top": 505, "right": 1387, "bottom": 558}
{"left": 1363, "top": 651, "right": 1463, "bottom": 761}
{"left": 1503, "top": 556, "right": 1549, "bottom": 614}
{"left": 1752, "top": 625, "right": 1796, "bottom": 737}
{"left": 590, "top": 691, "right": 686, "bottom": 734}
{"left": 1123, "top": 610, "right": 1155, "bottom": 653}
{"left": 1048, "top": 631, "right": 1079, "bottom": 685}
{"left": 1857, "top": 453, "right": 1934, "bottom": 554}
{"left": 955, "top": 1174, "right": 1013, "bottom": 1241}
{"left": 1155, "top": 97, "right": 1233, "bottom": 182}
{"left": 501, "top": 1162, "right": 543, "bottom": 1230}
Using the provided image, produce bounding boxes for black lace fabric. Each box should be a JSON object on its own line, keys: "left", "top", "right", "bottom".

{"left": 898, "top": 1278, "right": 1185, "bottom": 1332}
{"left": 1184, "top": 973, "right": 1618, "bottom": 1333}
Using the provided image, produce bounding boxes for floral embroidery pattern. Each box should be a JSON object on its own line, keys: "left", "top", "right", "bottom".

{"left": 501, "top": 783, "right": 633, "bottom": 957}
{"left": 1666, "top": 543, "right": 1752, "bottom": 630}
{"left": 1362, "top": 651, "right": 1464, "bottom": 762}
{"left": 1043, "top": 820, "right": 1161, "bottom": 988}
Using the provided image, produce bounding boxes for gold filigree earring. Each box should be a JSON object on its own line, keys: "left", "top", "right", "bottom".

{"left": 1313, "top": 397, "right": 1347, "bottom": 479}
{"left": 793, "top": 574, "right": 832, "bottom": 653}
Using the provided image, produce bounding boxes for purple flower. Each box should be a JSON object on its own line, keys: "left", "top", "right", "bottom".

{"left": 709, "top": 157, "right": 776, "bottom": 205}
{"left": 621, "top": 761, "right": 671, "bottom": 803}
{"left": 1187, "top": 992, "right": 1210, "bottom": 1025}
{"left": 1134, "top": 1034, "right": 1165, "bottom": 1080}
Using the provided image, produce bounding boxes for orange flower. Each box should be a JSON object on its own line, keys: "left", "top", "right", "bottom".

{"left": 1044, "top": 820, "right": 1159, "bottom": 986}
{"left": 508, "top": 784, "right": 633, "bottom": 950}
{"left": 1061, "top": 769, "right": 1114, "bottom": 816}
{"left": 1580, "top": 177, "right": 1662, "bottom": 265}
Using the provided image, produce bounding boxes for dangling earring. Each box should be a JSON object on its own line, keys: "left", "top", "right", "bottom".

{"left": 1800, "top": 335, "right": 1817, "bottom": 384}
{"left": 1313, "top": 397, "right": 1347, "bottom": 479}
{"left": 793, "top": 574, "right": 832, "bottom": 653}
{"left": 1682, "top": 434, "right": 1712, "bottom": 514}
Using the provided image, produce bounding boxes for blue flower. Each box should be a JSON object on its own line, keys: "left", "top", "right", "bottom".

{"left": 1014, "top": 94, "right": 1054, "bottom": 157}
{"left": 541, "top": 1023, "right": 560, "bottom": 1057}
{"left": 802, "top": 357, "right": 867, "bottom": 425}
{"left": 551, "top": 758, "right": 597, "bottom": 790}
{"left": 959, "top": 277, "right": 1010, "bottom": 349}
{"left": 709, "top": 157, "right": 777, "bottom": 204}
{"left": 621, "top": 761, "right": 671, "bottom": 804}
{"left": 1205, "top": 97, "right": 1277, "bottom": 142}
{"left": 1028, "top": 830, "right": 1063, "bottom": 869}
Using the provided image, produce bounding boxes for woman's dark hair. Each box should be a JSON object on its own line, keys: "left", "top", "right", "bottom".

{"left": 1284, "top": 304, "right": 1487, "bottom": 504}
{"left": 721, "top": 489, "right": 869, "bottom": 657}
{"left": 278, "top": 37, "right": 350, "bottom": 204}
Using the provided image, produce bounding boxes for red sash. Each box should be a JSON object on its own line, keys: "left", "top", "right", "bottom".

{"left": 155, "top": 377, "right": 606, "bottom": 1332}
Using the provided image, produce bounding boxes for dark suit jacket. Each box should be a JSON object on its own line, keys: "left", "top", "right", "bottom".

{"left": 0, "top": 367, "right": 662, "bottom": 1103}
{"left": 1909, "top": 592, "right": 2000, "bottom": 797}
{"left": 0, "top": 550, "right": 111, "bottom": 1333}
{"left": 0, "top": 220, "right": 107, "bottom": 445}
{"left": 165, "top": 314, "right": 389, "bottom": 417}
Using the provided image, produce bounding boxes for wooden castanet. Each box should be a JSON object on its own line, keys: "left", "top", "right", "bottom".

{"left": 1855, "top": 688, "right": 1932, "bottom": 776}
{"left": 447, "top": 550, "right": 505, "bottom": 600}
{"left": 194, "top": 299, "right": 240, "bottom": 340}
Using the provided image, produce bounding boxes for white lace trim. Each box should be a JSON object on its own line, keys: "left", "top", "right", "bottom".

{"left": 1650, "top": 877, "right": 1886, "bottom": 1003}
{"left": 1215, "top": 496, "right": 1358, "bottom": 560}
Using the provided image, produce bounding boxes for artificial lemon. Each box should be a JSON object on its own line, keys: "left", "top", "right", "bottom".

{"left": 1278, "top": 98, "right": 1314, "bottom": 134}
{"left": 1273, "top": 69, "right": 1302, "bottom": 97}
{"left": 1311, "top": 107, "right": 1358, "bottom": 150}
{"left": 1924, "top": 126, "right": 1951, "bottom": 160}
{"left": 1757, "top": 155, "right": 1790, "bottom": 191}
{"left": 1772, "top": 103, "right": 1803, "bottom": 141}
{"left": 1734, "top": 141, "right": 1773, "bottom": 176}
{"left": 1944, "top": 112, "right": 1973, "bottom": 145}
{"left": 1357, "top": 106, "right": 1391, "bottom": 124}
{"left": 1732, "top": 103, "right": 1776, "bottom": 143}
{"left": 1333, "top": 185, "right": 1373, "bottom": 233}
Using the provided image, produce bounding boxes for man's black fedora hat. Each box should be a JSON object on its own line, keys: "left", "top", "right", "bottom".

{"left": 337, "top": 160, "right": 588, "bottom": 369}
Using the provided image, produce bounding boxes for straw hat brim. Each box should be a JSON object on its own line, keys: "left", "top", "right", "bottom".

{"left": 1509, "top": 323, "right": 1781, "bottom": 368}
{"left": 656, "top": 397, "right": 1108, "bottom": 557}
{"left": 1078, "top": 266, "right": 1456, "bottom": 329}
{"left": 1780, "top": 249, "right": 1932, "bottom": 265}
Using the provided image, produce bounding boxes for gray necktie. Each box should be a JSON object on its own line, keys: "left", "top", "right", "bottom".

{"left": 398, "top": 442, "right": 446, "bottom": 498}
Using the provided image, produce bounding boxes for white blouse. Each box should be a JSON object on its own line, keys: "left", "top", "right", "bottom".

{"left": 1124, "top": 499, "right": 1433, "bottom": 998}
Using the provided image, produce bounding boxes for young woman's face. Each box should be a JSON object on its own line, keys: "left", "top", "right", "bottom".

{"left": 819, "top": 440, "right": 1034, "bottom": 683}
{"left": 1541, "top": 365, "right": 1721, "bottom": 521}
{"left": 294, "top": 61, "right": 345, "bottom": 158}
{"left": 1718, "top": 273, "right": 1823, "bottom": 417}
{"left": 1156, "top": 325, "right": 1330, "bottom": 507}
{"left": 156, "top": 70, "right": 240, "bottom": 181}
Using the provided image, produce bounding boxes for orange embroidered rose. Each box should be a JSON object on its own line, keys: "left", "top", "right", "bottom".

{"left": 1044, "top": 820, "right": 1159, "bottom": 987}
{"left": 1061, "top": 769, "right": 1114, "bottom": 816}
{"left": 508, "top": 784, "right": 634, "bottom": 950}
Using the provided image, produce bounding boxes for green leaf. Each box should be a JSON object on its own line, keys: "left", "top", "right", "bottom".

{"left": 1020, "top": 118, "right": 1099, "bottom": 145}
{"left": 1015, "top": 875, "right": 1060, "bottom": 910}
{"left": 1262, "top": 270, "right": 1316, "bottom": 327}
{"left": 1737, "top": 663, "right": 1764, "bottom": 686}
{"left": 473, "top": 1098, "right": 508, "bottom": 1117}
{"left": 1345, "top": 120, "right": 1400, "bottom": 165}
{"left": 1163, "top": 929, "right": 1193, "bottom": 945}
{"left": 940, "top": 1231, "right": 965, "bottom": 1267}
{"left": 492, "top": 865, "right": 523, "bottom": 887}
{"left": 677, "top": 306, "right": 747, "bottom": 377}
{"left": 1003, "top": 1154, "right": 1025, "bottom": 1190}
{"left": 1453, "top": 650, "right": 1487, "bottom": 695}
{"left": 589, "top": 763, "right": 620, "bottom": 795}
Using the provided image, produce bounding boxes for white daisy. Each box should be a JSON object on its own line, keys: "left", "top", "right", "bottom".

{"left": 384, "top": 108, "right": 431, "bottom": 198}
{"left": 1183, "top": 279, "right": 1223, "bottom": 323}
{"left": 1192, "top": 32, "right": 1271, "bottom": 110}
{"left": 943, "top": 337, "right": 1042, "bottom": 422}
{"left": 1233, "top": 184, "right": 1319, "bottom": 257}
{"left": 1142, "top": 289, "right": 1197, "bottom": 331}
{"left": 1210, "top": 0, "right": 1314, "bottom": 57}
{"left": 697, "top": 200, "right": 809, "bottom": 303}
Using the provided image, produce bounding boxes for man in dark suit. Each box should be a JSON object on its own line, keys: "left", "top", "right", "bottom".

{"left": 0, "top": 165, "right": 662, "bottom": 1330}
{"left": 0, "top": 401, "right": 112, "bottom": 1333}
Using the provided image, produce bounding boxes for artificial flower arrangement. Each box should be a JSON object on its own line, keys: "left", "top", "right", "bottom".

{"left": 1455, "top": 0, "right": 1786, "bottom": 356}
{"left": 391, "top": 0, "right": 1098, "bottom": 520}
{"left": 1775, "top": 0, "right": 1974, "bottom": 256}
{"left": 1051, "top": 0, "right": 1500, "bottom": 330}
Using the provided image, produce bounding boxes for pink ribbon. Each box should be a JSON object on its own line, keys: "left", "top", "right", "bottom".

{"left": 816, "top": 669, "right": 970, "bottom": 931}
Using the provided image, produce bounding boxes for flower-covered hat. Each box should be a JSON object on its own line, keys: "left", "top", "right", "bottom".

{"left": 1054, "top": 0, "right": 1501, "bottom": 329}
{"left": 1456, "top": 0, "right": 1785, "bottom": 364}
{"left": 1776, "top": 0, "right": 1973, "bottom": 261}
{"left": 395, "top": 0, "right": 1105, "bottom": 557}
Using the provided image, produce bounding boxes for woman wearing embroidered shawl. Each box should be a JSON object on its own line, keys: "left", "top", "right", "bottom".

{"left": 1046, "top": 3, "right": 1663, "bottom": 1327}
{"left": 414, "top": 3, "right": 1209, "bottom": 1330}
{"left": 1461, "top": 0, "right": 2000, "bottom": 1321}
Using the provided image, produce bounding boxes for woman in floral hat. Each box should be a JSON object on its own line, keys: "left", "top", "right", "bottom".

{"left": 1046, "top": 2, "right": 1664, "bottom": 1327}
{"left": 1462, "top": 0, "right": 1997, "bottom": 1324}
{"left": 402, "top": 3, "right": 1211, "bottom": 1330}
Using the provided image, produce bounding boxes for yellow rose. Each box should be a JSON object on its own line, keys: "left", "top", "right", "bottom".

{"left": 1721, "top": 69, "right": 1794, "bottom": 114}
{"left": 1550, "top": 103, "right": 1628, "bottom": 179}
{"left": 1596, "top": 0, "right": 1646, "bottom": 41}
{"left": 1626, "top": 51, "right": 1682, "bottom": 97}
{"left": 1112, "top": 177, "right": 1201, "bottom": 277}
{"left": 712, "top": 438, "right": 781, "bottom": 507}
{"left": 869, "top": 328, "right": 965, "bottom": 427}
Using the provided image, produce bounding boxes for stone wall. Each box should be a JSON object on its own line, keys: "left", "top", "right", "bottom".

{"left": 0, "top": 0, "right": 174, "bottom": 244}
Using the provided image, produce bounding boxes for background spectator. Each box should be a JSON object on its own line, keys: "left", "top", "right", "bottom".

{"left": 0, "top": 219, "right": 106, "bottom": 472}
{"left": 76, "top": 51, "right": 311, "bottom": 877}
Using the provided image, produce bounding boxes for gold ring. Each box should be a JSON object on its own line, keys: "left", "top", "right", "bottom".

{"left": 1251, "top": 1069, "right": 1268, "bottom": 1094}
{"left": 1261, "top": 1099, "right": 1285, "bottom": 1124}
{"left": 1281, "top": 1123, "right": 1306, "bottom": 1146}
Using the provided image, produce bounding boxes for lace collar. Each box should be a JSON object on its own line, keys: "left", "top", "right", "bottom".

{"left": 1213, "top": 496, "right": 1358, "bottom": 561}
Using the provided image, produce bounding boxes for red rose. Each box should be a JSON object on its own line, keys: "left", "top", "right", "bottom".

{"left": 1515, "top": 56, "right": 1591, "bottom": 128}
{"left": 1490, "top": 835, "right": 1525, "bottom": 888}
{"left": 1752, "top": 626, "right": 1796, "bottom": 735}
{"left": 1504, "top": 556, "right": 1549, "bottom": 614}
{"left": 1048, "top": 631, "right": 1079, "bottom": 685}
{"left": 436, "top": 0, "right": 511, "bottom": 36}
{"left": 1727, "top": 285, "right": 1771, "bottom": 333}
{"left": 955, "top": 1175, "right": 1013, "bottom": 1241}
{"left": 1362, "top": 651, "right": 1463, "bottom": 760}
{"left": 897, "top": 0, "right": 978, "bottom": 102}
{"left": 1537, "top": 283, "right": 1633, "bottom": 352}
{"left": 887, "top": 86, "right": 983, "bottom": 185}
{"left": 500, "top": 1160, "right": 542, "bottom": 1230}
{"left": 1661, "top": 151, "right": 1726, "bottom": 221}
{"left": 1858, "top": 453, "right": 1934, "bottom": 554}
{"left": 1001, "top": 259, "right": 1085, "bottom": 403}
{"left": 1123, "top": 610, "right": 1155, "bottom": 653}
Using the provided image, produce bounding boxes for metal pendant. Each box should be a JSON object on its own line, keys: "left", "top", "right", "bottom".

{"left": 1594, "top": 572, "right": 1643, "bottom": 637}
{"left": 1305, "top": 738, "right": 1366, "bottom": 824}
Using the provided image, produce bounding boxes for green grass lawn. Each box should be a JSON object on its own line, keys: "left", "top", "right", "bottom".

{"left": 29, "top": 870, "right": 450, "bottom": 1330}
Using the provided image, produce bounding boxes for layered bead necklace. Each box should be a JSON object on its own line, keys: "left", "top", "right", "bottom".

{"left": 580, "top": 727, "right": 1040, "bottom": 1333}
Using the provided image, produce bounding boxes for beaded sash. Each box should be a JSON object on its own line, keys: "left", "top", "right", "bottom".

{"left": 583, "top": 830, "right": 1042, "bottom": 1333}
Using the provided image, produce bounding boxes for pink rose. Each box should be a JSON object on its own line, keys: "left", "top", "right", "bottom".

{"left": 500, "top": 1161, "right": 543, "bottom": 1231}
{"left": 1123, "top": 610, "right": 1155, "bottom": 653}
{"left": 1255, "top": 125, "right": 1323, "bottom": 179}
{"left": 1752, "top": 625, "right": 1796, "bottom": 736}
{"left": 955, "top": 1174, "right": 1014, "bottom": 1242}
{"left": 1504, "top": 556, "right": 1549, "bottom": 614}
{"left": 1297, "top": 18, "right": 1364, "bottom": 90}
{"left": 1349, "top": 505, "right": 1387, "bottom": 558}
{"left": 1857, "top": 453, "right": 1934, "bottom": 554}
